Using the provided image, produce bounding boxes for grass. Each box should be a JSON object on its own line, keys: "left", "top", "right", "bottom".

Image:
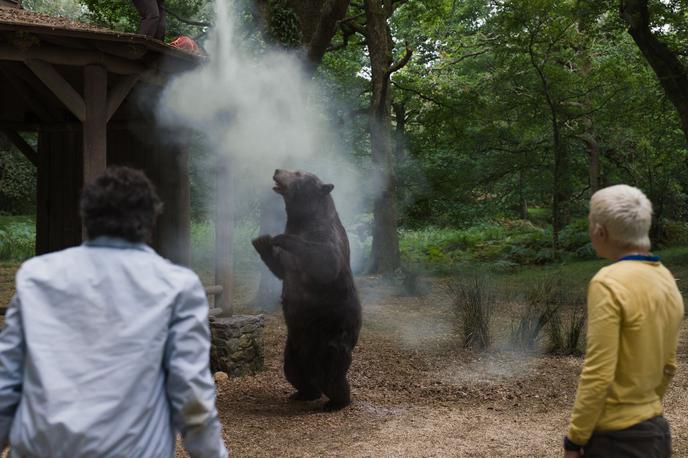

{"left": 398, "top": 219, "right": 595, "bottom": 274}
{"left": 449, "top": 273, "right": 496, "bottom": 351}
{"left": 0, "top": 215, "right": 35, "bottom": 261}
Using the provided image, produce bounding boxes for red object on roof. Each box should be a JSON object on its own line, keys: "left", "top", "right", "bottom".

{"left": 169, "top": 35, "right": 200, "bottom": 54}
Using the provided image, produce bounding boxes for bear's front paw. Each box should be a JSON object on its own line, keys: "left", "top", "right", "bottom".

{"left": 251, "top": 235, "right": 273, "bottom": 254}
{"left": 271, "top": 234, "right": 298, "bottom": 250}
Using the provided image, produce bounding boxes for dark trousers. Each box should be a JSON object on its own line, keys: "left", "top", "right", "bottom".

{"left": 132, "top": 0, "right": 165, "bottom": 40}
{"left": 583, "top": 416, "right": 671, "bottom": 458}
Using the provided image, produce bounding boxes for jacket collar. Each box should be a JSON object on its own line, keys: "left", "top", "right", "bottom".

{"left": 84, "top": 236, "right": 154, "bottom": 253}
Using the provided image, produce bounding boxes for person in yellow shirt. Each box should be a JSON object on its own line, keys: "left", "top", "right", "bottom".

{"left": 564, "top": 184, "right": 684, "bottom": 458}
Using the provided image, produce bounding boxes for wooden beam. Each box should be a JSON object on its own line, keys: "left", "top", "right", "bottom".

{"left": 214, "top": 154, "right": 234, "bottom": 315}
{"left": 0, "top": 44, "right": 166, "bottom": 85}
{"left": 26, "top": 59, "right": 86, "bottom": 122}
{"left": 95, "top": 42, "right": 148, "bottom": 60}
{"left": 1, "top": 129, "right": 38, "bottom": 167}
{"left": 106, "top": 74, "right": 139, "bottom": 122}
{"left": 0, "top": 65, "right": 59, "bottom": 122}
{"left": 83, "top": 64, "right": 108, "bottom": 186}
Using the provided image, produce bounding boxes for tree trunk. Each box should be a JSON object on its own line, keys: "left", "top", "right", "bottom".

{"left": 551, "top": 119, "right": 570, "bottom": 248}
{"left": 576, "top": 46, "right": 602, "bottom": 194}
{"left": 518, "top": 166, "right": 528, "bottom": 220}
{"left": 365, "top": 0, "right": 400, "bottom": 274}
{"left": 582, "top": 133, "right": 601, "bottom": 193}
{"left": 393, "top": 101, "right": 407, "bottom": 161}
{"left": 530, "top": 44, "right": 570, "bottom": 248}
{"left": 620, "top": 0, "right": 688, "bottom": 140}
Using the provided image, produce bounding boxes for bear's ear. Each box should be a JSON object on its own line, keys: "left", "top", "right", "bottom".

{"left": 321, "top": 183, "right": 334, "bottom": 195}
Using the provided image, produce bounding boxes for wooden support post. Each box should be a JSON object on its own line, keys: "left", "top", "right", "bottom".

{"left": 1, "top": 129, "right": 38, "bottom": 166}
{"left": 155, "top": 144, "right": 191, "bottom": 266}
{"left": 106, "top": 75, "right": 139, "bottom": 122}
{"left": 82, "top": 64, "right": 108, "bottom": 186}
{"left": 26, "top": 59, "right": 86, "bottom": 122}
{"left": 215, "top": 154, "right": 234, "bottom": 315}
{"left": 36, "top": 131, "right": 49, "bottom": 255}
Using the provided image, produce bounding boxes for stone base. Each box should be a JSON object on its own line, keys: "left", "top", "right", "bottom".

{"left": 209, "top": 312, "right": 265, "bottom": 377}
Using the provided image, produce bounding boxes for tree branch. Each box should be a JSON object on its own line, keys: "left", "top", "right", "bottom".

{"left": 164, "top": 7, "right": 212, "bottom": 28}
{"left": 387, "top": 42, "right": 413, "bottom": 75}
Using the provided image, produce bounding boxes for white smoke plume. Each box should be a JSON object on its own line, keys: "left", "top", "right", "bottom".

{"left": 157, "top": 0, "right": 373, "bottom": 230}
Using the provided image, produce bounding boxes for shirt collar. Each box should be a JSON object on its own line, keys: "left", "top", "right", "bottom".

{"left": 616, "top": 254, "right": 661, "bottom": 263}
{"left": 84, "top": 236, "right": 154, "bottom": 253}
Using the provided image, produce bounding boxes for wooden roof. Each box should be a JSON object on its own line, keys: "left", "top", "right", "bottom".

{"left": 0, "top": 7, "right": 200, "bottom": 63}
{"left": 0, "top": 8, "right": 202, "bottom": 129}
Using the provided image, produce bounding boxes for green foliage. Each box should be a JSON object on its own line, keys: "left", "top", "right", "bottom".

{"left": 23, "top": 0, "right": 84, "bottom": 18}
{"left": 0, "top": 144, "right": 36, "bottom": 216}
{"left": 78, "top": 0, "right": 207, "bottom": 37}
{"left": 267, "top": 0, "right": 302, "bottom": 47}
{"left": 399, "top": 219, "right": 593, "bottom": 273}
{"left": 0, "top": 216, "right": 35, "bottom": 261}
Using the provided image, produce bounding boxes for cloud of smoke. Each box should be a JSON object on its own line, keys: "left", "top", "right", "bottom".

{"left": 157, "top": 0, "right": 373, "bottom": 229}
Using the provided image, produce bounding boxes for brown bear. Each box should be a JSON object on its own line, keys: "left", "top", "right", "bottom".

{"left": 252, "top": 169, "right": 362, "bottom": 411}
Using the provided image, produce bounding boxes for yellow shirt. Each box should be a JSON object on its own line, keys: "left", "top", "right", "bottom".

{"left": 567, "top": 258, "right": 684, "bottom": 445}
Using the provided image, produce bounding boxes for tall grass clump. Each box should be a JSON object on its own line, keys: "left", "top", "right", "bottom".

{"left": 510, "top": 275, "right": 566, "bottom": 351}
{"left": 548, "top": 300, "right": 587, "bottom": 355}
{"left": 450, "top": 273, "right": 496, "bottom": 351}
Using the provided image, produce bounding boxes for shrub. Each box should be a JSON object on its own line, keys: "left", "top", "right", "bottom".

{"left": 510, "top": 276, "right": 566, "bottom": 350}
{"left": 0, "top": 148, "right": 36, "bottom": 215}
{"left": 0, "top": 217, "right": 35, "bottom": 261}
{"left": 450, "top": 274, "right": 496, "bottom": 351}
{"left": 564, "top": 303, "right": 587, "bottom": 355}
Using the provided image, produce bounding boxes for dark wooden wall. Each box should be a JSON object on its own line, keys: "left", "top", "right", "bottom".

{"left": 36, "top": 125, "right": 191, "bottom": 266}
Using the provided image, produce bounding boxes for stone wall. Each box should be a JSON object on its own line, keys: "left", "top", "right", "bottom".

{"left": 209, "top": 311, "right": 265, "bottom": 377}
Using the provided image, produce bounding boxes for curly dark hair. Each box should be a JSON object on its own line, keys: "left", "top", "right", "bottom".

{"left": 80, "top": 166, "right": 163, "bottom": 243}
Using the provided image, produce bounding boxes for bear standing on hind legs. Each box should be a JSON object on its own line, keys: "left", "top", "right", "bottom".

{"left": 252, "top": 169, "right": 362, "bottom": 411}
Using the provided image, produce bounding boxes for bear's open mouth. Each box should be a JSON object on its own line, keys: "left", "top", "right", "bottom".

{"left": 273, "top": 178, "right": 286, "bottom": 194}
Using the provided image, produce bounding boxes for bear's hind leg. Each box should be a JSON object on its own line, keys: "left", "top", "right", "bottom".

{"left": 284, "top": 340, "right": 321, "bottom": 401}
{"left": 320, "top": 341, "right": 353, "bottom": 411}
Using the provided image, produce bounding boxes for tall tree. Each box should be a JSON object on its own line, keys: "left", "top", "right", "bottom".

{"left": 364, "top": 0, "right": 411, "bottom": 273}
{"left": 618, "top": 0, "right": 688, "bottom": 141}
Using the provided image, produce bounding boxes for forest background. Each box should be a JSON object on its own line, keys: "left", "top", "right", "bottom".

{"left": 2, "top": 0, "right": 688, "bottom": 279}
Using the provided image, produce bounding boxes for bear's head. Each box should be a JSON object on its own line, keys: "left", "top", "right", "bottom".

{"left": 273, "top": 169, "right": 335, "bottom": 219}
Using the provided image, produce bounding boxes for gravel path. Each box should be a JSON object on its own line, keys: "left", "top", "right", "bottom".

{"left": 193, "top": 277, "right": 688, "bottom": 457}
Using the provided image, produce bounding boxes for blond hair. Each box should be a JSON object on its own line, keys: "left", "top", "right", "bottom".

{"left": 589, "top": 185, "right": 653, "bottom": 251}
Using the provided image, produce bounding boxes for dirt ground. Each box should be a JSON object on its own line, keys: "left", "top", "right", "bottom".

{"left": 200, "top": 276, "right": 688, "bottom": 458}
{"left": 0, "top": 267, "right": 685, "bottom": 457}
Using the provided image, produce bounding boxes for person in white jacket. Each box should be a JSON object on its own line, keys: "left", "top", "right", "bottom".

{"left": 0, "top": 166, "right": 228, "bottom": 458}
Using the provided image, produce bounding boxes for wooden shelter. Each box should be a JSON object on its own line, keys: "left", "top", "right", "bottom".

{"left": 0, "top": 7, "right": 235, "bottom": 312}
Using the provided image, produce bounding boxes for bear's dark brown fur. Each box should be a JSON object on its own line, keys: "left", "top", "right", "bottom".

{"left": 252, "top": 169, "right": 362, "bottom": 411}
